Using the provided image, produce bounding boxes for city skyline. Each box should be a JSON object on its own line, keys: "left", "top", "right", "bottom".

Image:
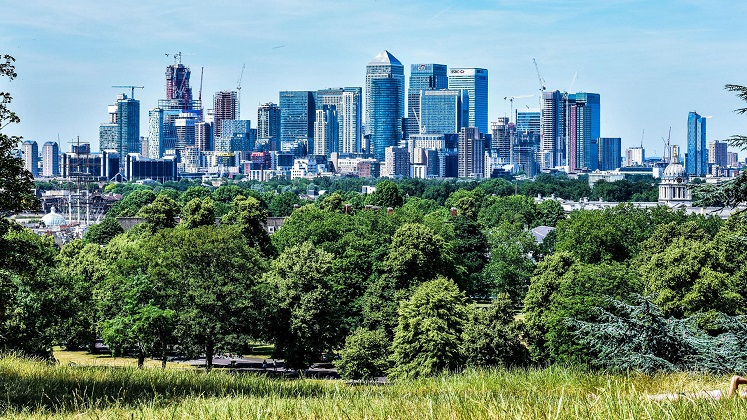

{"left": 2, "top": 0, "right": 746, "bottom": 156}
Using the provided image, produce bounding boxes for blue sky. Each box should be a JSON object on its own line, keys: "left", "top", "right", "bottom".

{"left": 1, "top": 0, "right": 746, "bottom": 156}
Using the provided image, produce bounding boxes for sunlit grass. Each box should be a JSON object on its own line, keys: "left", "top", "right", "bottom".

{"left": 1, "top": 355, "right": 747, "bottom": 419}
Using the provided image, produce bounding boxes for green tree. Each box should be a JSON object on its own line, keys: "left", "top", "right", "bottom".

{"left": 481, "top": 223, "right": 537, "bottom": 307}
{"left": 268, "top": 191, "right": 304, "bottom": 217}
{"left": 478, "top": 195, "right": 537, "bottom": 229}
{"left": 83, "top": 216, "right": 124, "bottom": 245}
{"left": 55, "top": 240, "right": 110, "bottom": 351}
{"left": 263, "top": 242, "right": 341, "bottom": 369}
{"left": 180, "top": 197, "right": 216, "bottom": 229}
{"left": 524, "top": 252, "right": 640, "bottom": 364}
{"left": 639, "top": 236, "right": 740, "bottom": 317}
{"left": 179, "top": 185, "right": 212, "bottom": 206}
{"left": 572, "top": 296, "right": 747, "bottom": 373}
{"left": 221, "top": 195, "right": 274, "bottom": 256}
{"left": 389, "top": 277, "right": 467, "bottom": 379}
{"left": 318, "top": 192, "right": 344, "bottom": 213}
{"left": 535, "top": 199, "right": 565, "bottom": 227}
{"left": 449, "top": 214, "right": 489, "bottom": 296}
{"left": 137, "top": 194, "right": 180, "bottom": 232}
{"left": 461, "top": 294, "right": 528, "bottom": 368}
{"left": 0, "top": 54, "right": 37, "bottom": 220}
{"left": 107, "top": 188, "right": 156, "bottom": 218}
{"left": 335, "top": 328, "right": 390, "bottom": 380}
{"left": 0, "top": 225, "right": 59, "bottom": 358}
{"left": 370, "top": 180, "right": 403, "bottom": 208}
{"left": 383, "top": 223, "right": 451, "bottom": 289}
{"left": 100, "top": 273, "right": 176, "bottom": 368}
{"left": 212, "top": 184, "right": 244, "bottom": 203}
{"left": 151, "top": 226, "right": 266, "bottom": 370}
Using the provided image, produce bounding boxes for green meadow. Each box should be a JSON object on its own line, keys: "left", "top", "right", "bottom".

{"left": 1, "top": 355, "right": 746, "bottom": 419}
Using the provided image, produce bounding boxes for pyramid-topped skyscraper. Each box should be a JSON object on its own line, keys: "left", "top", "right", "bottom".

{"left": 365, "top": 50, "right": 405, "bottom": 159}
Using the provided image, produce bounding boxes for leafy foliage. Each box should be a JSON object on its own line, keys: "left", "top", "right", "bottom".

{"left": 0, "top": 55, "right": 38, "bottom": 218}
{"left": 461, "top": 294, "right": 528, "bottom": 368}
{"left": 572, "top": 296, "right": 747, "bottom": 373}
{"left": 335, "top": 328, "right": 390, "bottom": 380}
{"left": 83, "top": 216, "right": 124, "bottom": 245}
{"left": 389, "top": 277, "right": 467, "bottom": 379}
{"left": 262, "top": 242, "right": 341, "bottom": 369}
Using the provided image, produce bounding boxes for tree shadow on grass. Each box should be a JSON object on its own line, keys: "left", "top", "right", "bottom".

{"left": 0, "top": 358, "right": 331, "bottom": 415}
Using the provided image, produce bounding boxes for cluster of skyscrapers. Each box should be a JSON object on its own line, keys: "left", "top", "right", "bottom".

{"left": 20, "top": 50, "right": 740, "bottom": 182}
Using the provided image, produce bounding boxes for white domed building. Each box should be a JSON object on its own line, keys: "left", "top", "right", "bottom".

{"left": 658, "top": 146, "right": 691, "bottom": 206}
{"left": 41, "top": 206, "right": 68, "bottom": 230}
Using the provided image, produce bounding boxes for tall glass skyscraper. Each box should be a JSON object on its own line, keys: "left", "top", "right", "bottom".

{"left": 419, "top": 89, "right": 466, "bottom": 135}
{"left": 369, "top": 77, "right": 401, "bottom": 161}
{"left": 257, "top": 102, "right": 281, "bottom": 150}
{"left": 407, "top": 64, "right": 448, "bottom": 138}
{"left": 540, "top": 90, "right": 565, "bottom": 168}
{"left": 213, "top": 90, "right": 238, "bottom": 141}
{"left": 598, "top": 137, "right": 621, "bottom": 170}
{"left": 687, "top": 111, "right": 707, "bottom": 176}
{"left": 279, "top": 91, "right": 316, "bottom": 148}
{"left": 99, "top": 93, "right": 140, "bottom": 172}
{"left": 448, "top": 68, "right": 488, "bottom": 134}
{"left": 366, "top": 51, "right": 404, "bottom": 138}
{"left": 568, "top": 92, "right": 600, "bottom": 171}
{"left": 317, "top": 87, "right": 362, "bottom": 155}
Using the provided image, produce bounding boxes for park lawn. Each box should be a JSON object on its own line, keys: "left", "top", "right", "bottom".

{"left": 1, "top": 355, "right": 746, "bottom": 419}
{"left": 52, "top": 347, "right": 190, "bottom": 369}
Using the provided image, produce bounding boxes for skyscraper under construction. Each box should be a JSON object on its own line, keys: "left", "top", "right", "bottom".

{"left": 149, "top": 55, "right": 202, "bottom": 159}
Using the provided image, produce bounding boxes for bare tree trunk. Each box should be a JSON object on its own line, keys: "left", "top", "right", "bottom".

{"left": 161, "top": 346, "right": 167, "bottom": 369}
{"left": 137, "top": 349, "right": 145, "bottom": 369}
{"left": 206, "top": 340, "right": 214, "bottom": 372}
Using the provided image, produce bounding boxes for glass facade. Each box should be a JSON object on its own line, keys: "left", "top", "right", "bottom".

{"left": 419, "top": 89, "right": 465, "bottom": 135}
{"left": 686, "top": 111, "right": 707, "bottom": 176}
{"left": 369, "top": 77, "right": 401, "bottom": 161}
{"left": 279, "top": 91, "right": 315, "bottom": 146}
{"left": 516, "top": 110, "right": 540, "bottom": 134}
{"left": 407, "top": 64, "right": 448, "bottom": 138}
{"left": 365, "top": 51, "right": 404, "bottom": 134}
{"left": 568, "top": 92, "right": 600, "bottom": 171}
{"left": 100, "top": 94, "right": 140, "bottom": 172}
{"left": 316, "top": 87, "right": 362, "bottom": 154}
{"left": 598, "top": 137, "right": 621, "bottom": 170}
{"left": 448, "top": 68, "right": 488, "bottom": 134}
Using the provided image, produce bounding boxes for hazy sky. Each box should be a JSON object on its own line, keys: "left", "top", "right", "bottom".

{"left": 2, "top": 0, "right": 746, "bottom": 156}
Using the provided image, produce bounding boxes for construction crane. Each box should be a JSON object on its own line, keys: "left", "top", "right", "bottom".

{"left": 111, "top": 85, "right": 144, "bottom": 99}
{"left": 236, "top": 63, "right": 245, "bottom": 119}
{"left": 503, "top": 95, "right": 534, "bottom": 166}
{"left": 503, "top": 95, "right": 534, "bottom": 123}
{"left": 198, "top": 67, "right": 204, "bottom": 121}
{"left": 164, "top": 51, "right": 195, "bottom": 65}
{"left": 532, "top": 58, "right": 547, "bottom": 165}
{"left": 661, "top": 126, "right": 671, "bottom": 163}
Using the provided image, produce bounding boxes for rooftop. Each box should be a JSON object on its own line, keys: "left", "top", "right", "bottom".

{"left": 368, "top": 50, "right": 402, "bottom": 67}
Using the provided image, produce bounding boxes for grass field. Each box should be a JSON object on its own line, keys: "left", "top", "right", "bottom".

{"left": 2, "top": 354, "right": 747, "bottom": 419}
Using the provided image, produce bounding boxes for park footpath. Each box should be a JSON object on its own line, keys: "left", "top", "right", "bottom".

{"left": 181, "top": 356, "right": 340, "bottom": 379}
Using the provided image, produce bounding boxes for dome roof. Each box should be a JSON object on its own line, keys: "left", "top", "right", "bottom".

{"left": 662, "top": 162, "right": 686, "bottom": 179}
{"left": 42, "top": 207, "right": 67, "bottom": 227}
